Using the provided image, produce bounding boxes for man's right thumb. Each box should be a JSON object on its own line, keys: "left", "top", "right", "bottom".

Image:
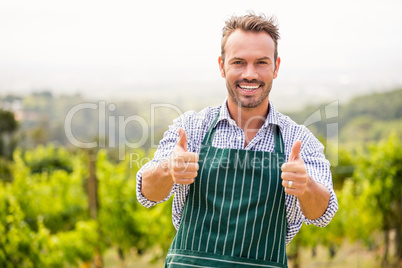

{"left": 177, "top": 128, "right": 188, "bottom": 151}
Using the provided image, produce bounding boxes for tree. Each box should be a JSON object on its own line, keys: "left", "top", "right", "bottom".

{"left": 0, "top": 109, "right": 18, "bottom": 159}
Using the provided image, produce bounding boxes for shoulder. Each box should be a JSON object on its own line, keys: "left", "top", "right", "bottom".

{"left": 169, "top": 105, "right": 220, "bottom": 152}
{"left": 276, "top": 111, "right": 309, "bottom": 137}
{"left": 174, "top": 105, "right": 220, "bottom": 132}
{"left": 268, "top": 101, "right": 312, "bottom": 140}
{"left": 276, "top": 111, "right": 324, "bottom": 157}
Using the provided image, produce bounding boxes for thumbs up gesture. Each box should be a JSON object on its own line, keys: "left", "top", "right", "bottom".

{"left": 169, "top": 128, "right": 200, "bottom": 185}
{"left": 281, "top": 140, "right": 310, "bottom": 196}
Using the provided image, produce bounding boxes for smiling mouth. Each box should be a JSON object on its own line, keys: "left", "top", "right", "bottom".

{"left": 238, "top": 84, "right": 261, "bottom": 92}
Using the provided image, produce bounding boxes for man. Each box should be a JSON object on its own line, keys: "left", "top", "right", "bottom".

{"left": 136, "top": 13, "right": 338, "bottom": 267}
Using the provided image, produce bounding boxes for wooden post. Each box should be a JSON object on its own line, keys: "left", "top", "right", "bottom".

{"left": 87, "top": 151, "right": 103, "bottom": 268}
{"left": 88, "top": 153, "right": 98, "bottom": 219}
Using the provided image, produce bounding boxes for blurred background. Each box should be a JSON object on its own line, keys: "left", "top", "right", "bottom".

{"left": 0, "top": 0, "right": 401, "bottom": 267}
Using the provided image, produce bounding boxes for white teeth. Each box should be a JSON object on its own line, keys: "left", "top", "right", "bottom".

{"left": 239, "top": 85, "right": 259, "bottom": 91}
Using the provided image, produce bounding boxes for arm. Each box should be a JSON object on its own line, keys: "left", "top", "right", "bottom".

{"left": 141, "top": 128, "right": 199, "bottom": 202}
{"left": 281, "top": 140, "right": 330, "bottom": 220}
{"left": 296, "top": 175, "right": 330, "bottom": 220}
{"left": 141, "top": 158, "right": 175, "bottom": 202}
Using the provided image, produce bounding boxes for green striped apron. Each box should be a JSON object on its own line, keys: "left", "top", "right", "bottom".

{"left": 165, "top": 113, "right": 287, "bottom": 267}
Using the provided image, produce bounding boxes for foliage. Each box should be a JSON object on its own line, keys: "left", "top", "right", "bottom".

{"left": 353, "top": 132, "right": 402, "bottom": 262}
{"left": 0, "top": 158, "right": 12, "bottom": 182}
{"left": 22, "top": 144, "right": 73, "bottom": 174}
{"left": 11, "top": 148, "right": 87, "bottom": 233}
{"left": 340, "top": 89, "right": 402, "bottom": 124}
{"left": 0, "top": 181, "right": 98, "bottom": 267}
{"left": 0, "top": 145, "right": 176, "bottom": 266}
{"left": 326, "top": 144, "right": 355, "bottom": 190}
{"left": 0, "top": 146, "right": 96, "bottom": 267}
{"left": 0, "top": 110, "right": 18, "bottom": 134}
{"left": 96, "top": 149, "right": 142, "bottom": 252}
{"left": 286, "top": 88, "right": 402, "bottom": 149}
{"left": 96, "top": 149, "right": 176, "bottom": 259}
{"left": 0, "top": 109, "right": 19, "bottom": 159}
{"left": 354, "top": 133, "right": 402, "bottom": 230}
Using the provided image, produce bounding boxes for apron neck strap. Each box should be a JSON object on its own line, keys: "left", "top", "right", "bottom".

{"left": 203, "top": 110, "right": 284, "bottom": 154}
{"left": 273, "top": 124, "right": 284, "bottom": 154}
{"left": 202, "top": 111, "right": 220, "bottom": 146}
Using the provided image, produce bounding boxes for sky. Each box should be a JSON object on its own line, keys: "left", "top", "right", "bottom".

{"left": 1, "top": 0, "right": 401, "bottom": 107}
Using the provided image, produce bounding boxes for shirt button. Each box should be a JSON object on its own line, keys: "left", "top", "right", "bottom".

{"left": 237, "top": 136, "right": 242, "bottom": 140}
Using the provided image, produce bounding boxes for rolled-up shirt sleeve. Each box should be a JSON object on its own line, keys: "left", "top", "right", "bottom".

{"left": 136, "top": 111, "right": 195, "bottom": 208}
{"left": 136, "top": 118, "right": 181, "bottom": 208}
{"left": 136, "top": 160, "right": 178, "bottom": 208}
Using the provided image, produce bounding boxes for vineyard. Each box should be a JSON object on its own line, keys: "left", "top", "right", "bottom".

{"left": 0, "top": 89, "right": 402, "bottom": 267}
{"left": 0, "top": 145, "right": 176, "bottom": 267}
{"left": 0, "top": 135, "right": 401, "bottom": 267}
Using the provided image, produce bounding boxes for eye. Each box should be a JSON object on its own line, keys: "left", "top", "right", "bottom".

{"left": 257, "top": 61, "right": 268, "bottom": 65}
{"left": 233, "top": 61, "right": 243, "bottom": 65}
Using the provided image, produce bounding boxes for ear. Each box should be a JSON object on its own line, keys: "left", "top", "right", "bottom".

{"left": 273, "top": 56, "right": 281, "bottom": 79}
{"left": 218, "top": 56, "right": 225, "bottom": 78}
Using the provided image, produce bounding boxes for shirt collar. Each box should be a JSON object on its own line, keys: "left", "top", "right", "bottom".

{"left": 214, "top": 98, "right": 280, "bottom": 129}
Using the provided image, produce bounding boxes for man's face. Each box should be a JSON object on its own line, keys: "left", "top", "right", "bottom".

{"left": 219, "top": 30, "right": 280, "bottom": 109}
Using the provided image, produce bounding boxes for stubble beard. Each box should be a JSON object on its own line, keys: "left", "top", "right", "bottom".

{"left": 226, "top": 79, "right": 272, "bottom": 109}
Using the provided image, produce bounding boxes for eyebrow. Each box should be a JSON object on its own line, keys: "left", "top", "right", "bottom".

{"left": 229, "top": 56, "right": 272, "bottom": 62}
{"left": 257, "top": 57, "right": 272, "bottom": 61}
{"left": 228, "top": 57, "right": 245, "bottom": 62}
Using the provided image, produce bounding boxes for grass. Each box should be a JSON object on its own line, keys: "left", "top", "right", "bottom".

{"left": 95, "top": 239, "right": 399, "bottom": 268}
{"left": 290, "top": 242, "right": 381, "bottom": 268}
{"left": 101, "top": 248, "right": 165, "bottom": 268}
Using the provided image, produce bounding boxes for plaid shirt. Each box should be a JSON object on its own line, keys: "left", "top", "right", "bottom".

{"left": 136, "top": 99, "right": 338, "bottom": 245}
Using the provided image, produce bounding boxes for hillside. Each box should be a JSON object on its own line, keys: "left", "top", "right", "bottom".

{"left": 1, "top": 88, "right": 401, "bottom": 152}
{"left": 285, "top": 88, "right": 402, "bottom": 147}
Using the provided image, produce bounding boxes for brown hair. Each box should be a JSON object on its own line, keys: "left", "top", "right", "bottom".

{"left": 221, "top": 12, "right": 280, "bottom": 63}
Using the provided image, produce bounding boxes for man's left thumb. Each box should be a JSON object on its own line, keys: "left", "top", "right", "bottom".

{"left": 289, "top": 140, "right": 302, "bottom": 161}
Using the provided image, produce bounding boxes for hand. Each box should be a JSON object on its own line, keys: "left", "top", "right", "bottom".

{"left": 169, "top": 128, "right": 199, "bottom": 185}
{"left": 281, "top": 140, "right": 309, "bottom": 196}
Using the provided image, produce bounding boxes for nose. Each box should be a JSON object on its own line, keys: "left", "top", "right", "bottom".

{"left": 242, "top": 63, "right": 258, "bottom": 81}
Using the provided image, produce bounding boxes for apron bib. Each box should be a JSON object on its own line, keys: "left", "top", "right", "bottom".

{"left": 166, "top": 113, "right": 287, "bottom": 267}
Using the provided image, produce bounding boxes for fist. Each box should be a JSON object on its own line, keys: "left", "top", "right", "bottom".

{"left": 281, "top": 140, "right": 310, "bottom": 196}
{"left": 169, "top": 128, "right": 199, "bottom": 185}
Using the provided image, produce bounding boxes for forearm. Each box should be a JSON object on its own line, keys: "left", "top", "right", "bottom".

{"left": 141, "top": 159, "right": 174, "bottom": 202}
{"left": 297, "top": 177, "right": 330, "bottom": 220}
